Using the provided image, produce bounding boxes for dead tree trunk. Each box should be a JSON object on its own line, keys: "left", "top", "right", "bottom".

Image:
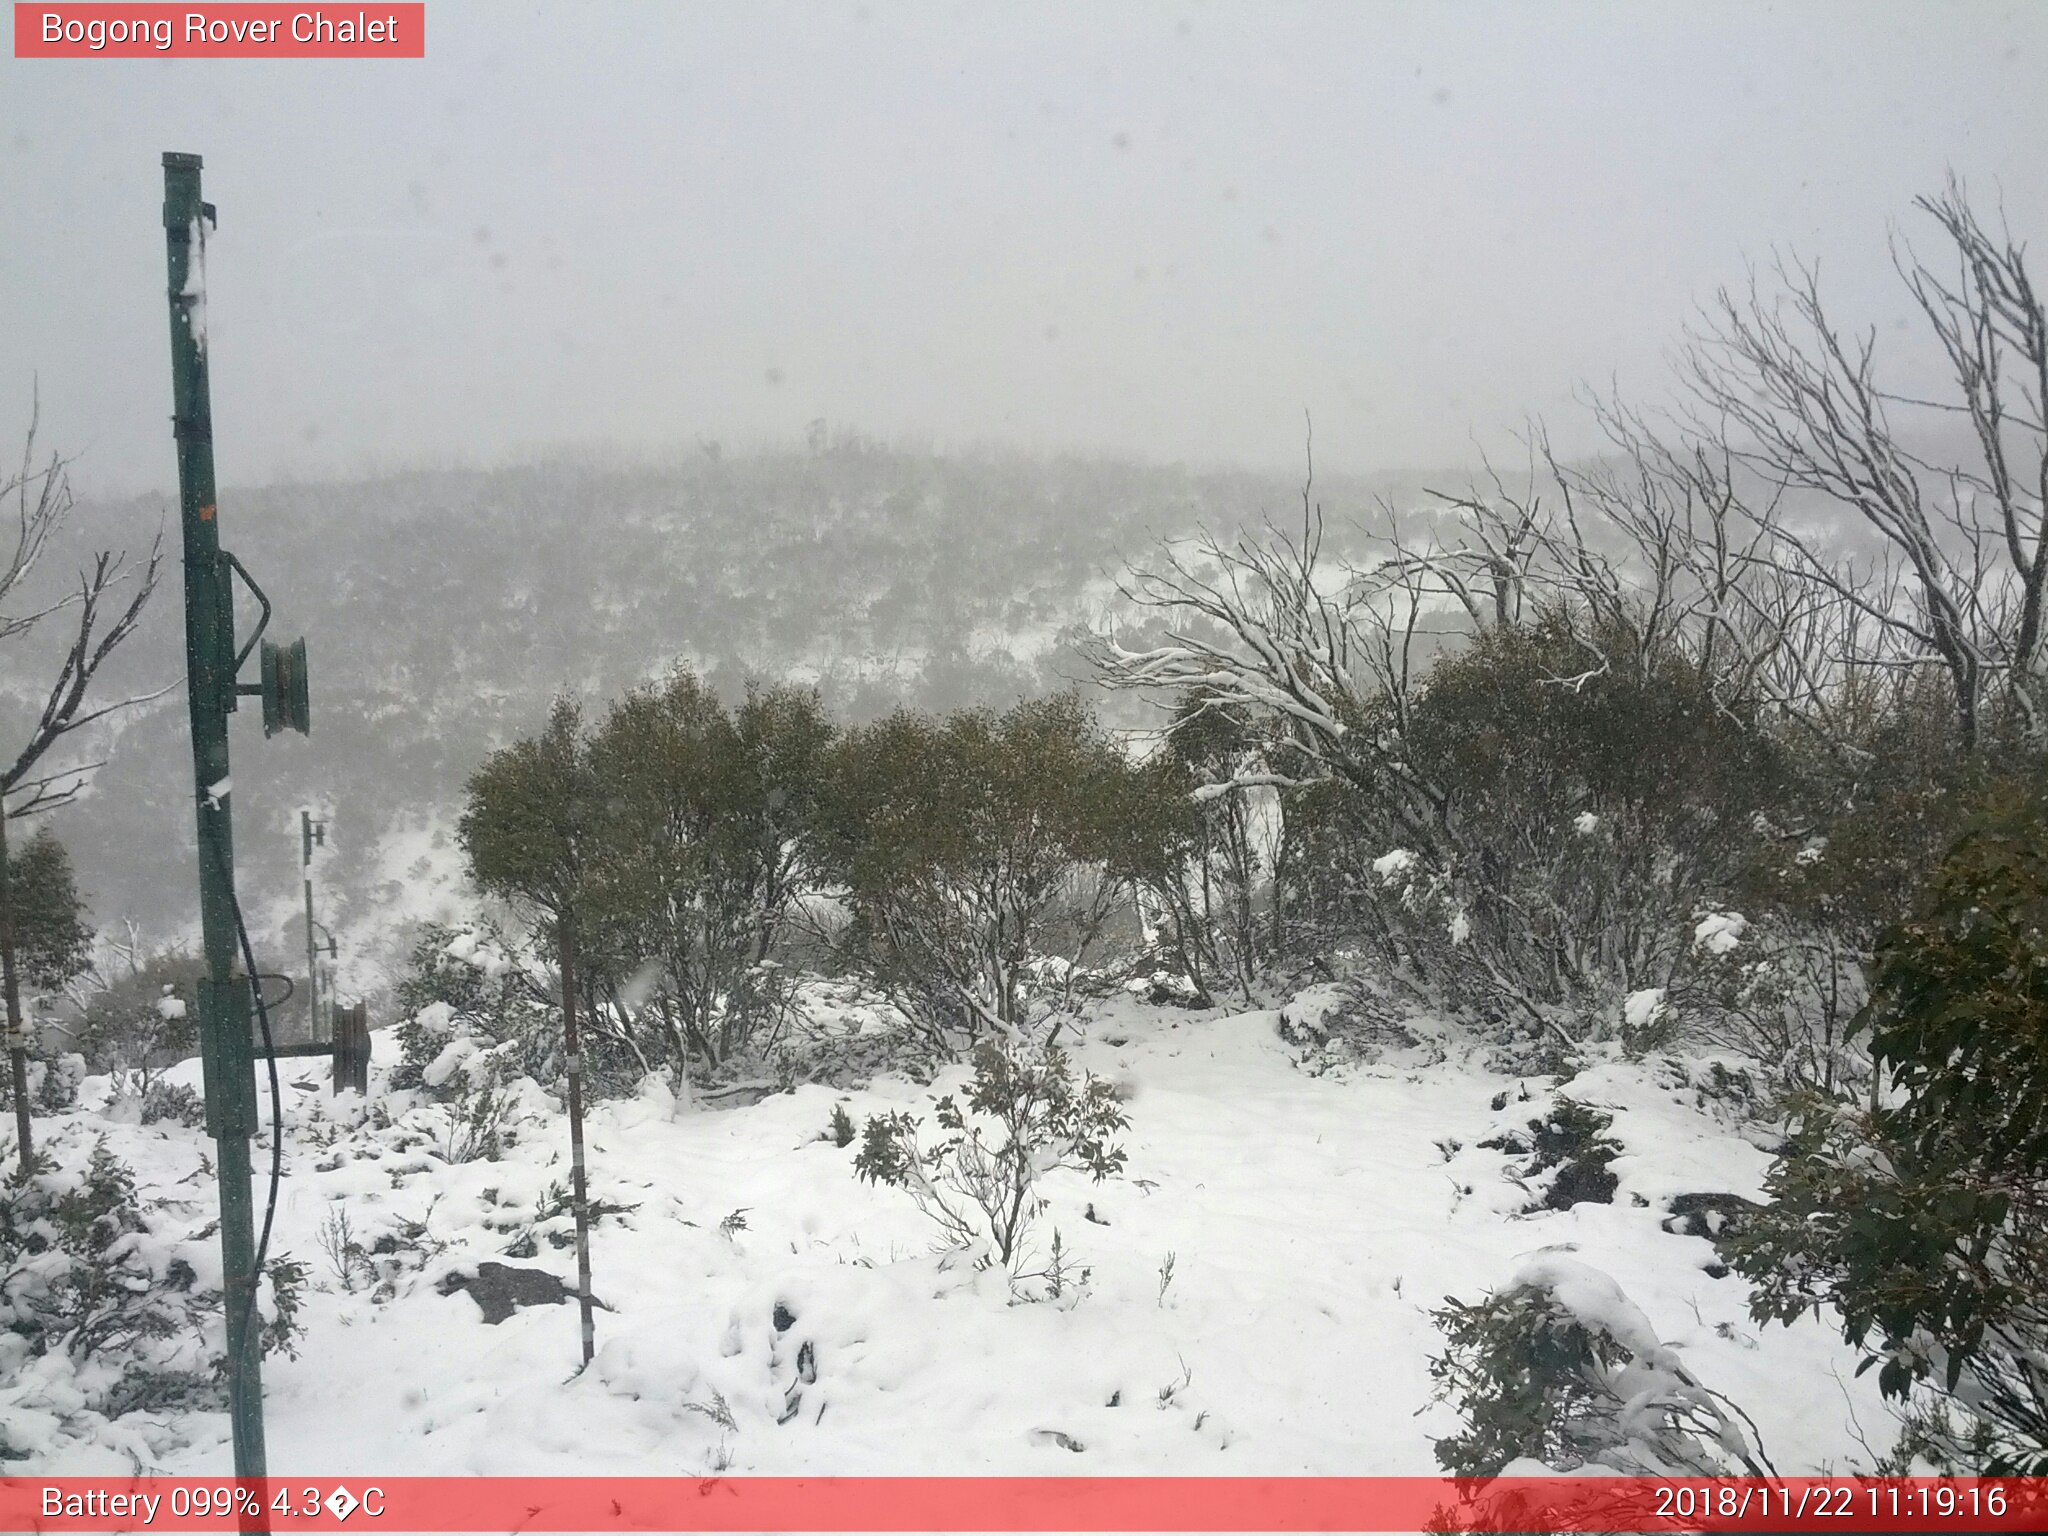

{"left": 2, "top": 809, "right": 29, "bottom": 1171}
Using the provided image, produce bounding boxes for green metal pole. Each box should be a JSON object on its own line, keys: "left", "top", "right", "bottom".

{"left": 302, "top": 811, "right": 319, "bottom": 1042}
{"left": 162, "top": 151, "right": 267, "bottom": 1480}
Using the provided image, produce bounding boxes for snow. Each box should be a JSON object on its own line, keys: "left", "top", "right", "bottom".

{"left": 1372, "top": 848, "right": 1417, "bottom": 883}
{"left": 9, "top": 991, "right": 1887, "bottom": 1479}
{"left": 181, "top": 218, "right": 207, "bottom": 356}
{"left": 1573, "top": 812, "right": 1601, "bottom": 836}
{"left": 1692, "top": 911, "right": 1748, "bottom": 955}
{"left": 1508, "top": 1252, "right": 1670, "bottom": 1365}
{"left": 1623, "top": 988, "right": 1667, "bottom": 1030}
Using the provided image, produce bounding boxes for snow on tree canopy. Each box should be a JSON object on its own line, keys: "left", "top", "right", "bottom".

{"left": 1691, "top": 911, "right": 1748, "bottom": 955}
{"left": 1623, "top": 989, "right": 1667, "bottom": 1029}
{"left": 1372, "top": 849, "right": 1417, "bottom": 884}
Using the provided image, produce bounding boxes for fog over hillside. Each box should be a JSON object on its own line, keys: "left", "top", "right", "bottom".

{"left": 2, "top": 441, "right": 1422, "bottom": 989}
{"left": 0, "top": 407, "right": 1942, "bottom": 1004}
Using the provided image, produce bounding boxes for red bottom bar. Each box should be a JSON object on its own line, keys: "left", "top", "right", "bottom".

{"left": 5, "top": 1476, "right": 2047, "bottom": 1533}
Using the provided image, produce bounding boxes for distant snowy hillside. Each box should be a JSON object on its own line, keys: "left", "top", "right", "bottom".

{"left": 4, "top": 445, "right": 1416, "bottom": 989}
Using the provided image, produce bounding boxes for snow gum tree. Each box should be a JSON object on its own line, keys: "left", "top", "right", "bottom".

{"left": 817, "top": 694, "right": 1159, "bottom": 1048}
{"left": 457, "top": 697, "right": 600, "bottom": 1366}
{"left": 580, "top": 671, "right": 832, "bottom": 1071}
{"left": 1142, "top": 694, "right": 1277, "bottom": 1004}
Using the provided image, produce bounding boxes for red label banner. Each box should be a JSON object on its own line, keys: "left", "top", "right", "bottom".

{"left": 13, "top": 5, "right": 425, "bottom": 57}
{"left": 4, "top": 1476, "right": 2048, "bottom": 1532}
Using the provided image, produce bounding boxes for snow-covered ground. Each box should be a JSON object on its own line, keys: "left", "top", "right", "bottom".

{"left": 17, "top": 991, "right": 1889, "bottom": 1478}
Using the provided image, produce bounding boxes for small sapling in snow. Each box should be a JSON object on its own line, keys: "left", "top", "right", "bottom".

{"left": 824, "top": 1102, "right": 856, "bottom": 1147}
{"left": 852, "top": 1039, "right": 1128, "bottom": 1283}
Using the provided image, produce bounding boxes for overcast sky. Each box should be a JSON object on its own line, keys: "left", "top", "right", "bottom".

{"left": 2, "top": 0, "right": 2043, "bottom": 497}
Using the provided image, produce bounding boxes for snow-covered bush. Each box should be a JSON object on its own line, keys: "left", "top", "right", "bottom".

{"left": 354, "top": 927, "right": 555, "bottom": 1168}
{"left": 0, "top": 1129, "right": 304, "bottom": 1460}
{"left": 1276, "top": 977, "right": 1447, "bottom": 1074}
{"left": 1428, "top": 1254, "right": 1773, "bottom": 1479}
{"left": 853, "top": 1040, "right": 1128, "bottom": 1289}
{"left": 1, "top": 1137, "right": 206, "bottom": 1365}
{"left": 1705, "top": 694, "right": 2029, "bottom": 1099}
{"left": 67, "top": 957, "right": 201, "bottom": 1096}
{"left": 1680, "top": 915, "right": 1870, "bottom": 1098}
{"left": 391, "top": 922, "right": 555, "bottom": 1091}
{"left": 1479, "top": 1099, "right": 1623, "bottom": 1212}
{"left": 1273, "top": 616, "right": 1783, "bottom": 1057}
{"left": 0, "top": 1050, "right": 86, "bottom": 1114}
{"left": 138, "top": 1079, "right": 204, "bottom": 1129}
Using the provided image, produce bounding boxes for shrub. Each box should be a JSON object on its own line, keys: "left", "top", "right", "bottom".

{"left": 1429, "top": 1255, "right": 1772, "bottom": 1478}
{"left": 1712, "top": 683, "right": 2024, "bottom": 1098}
{"left": 1727, "top": 784, "right": 2048, "bottom": 1473}
{"left": 1503, "top": 1099, "right": 1623, "bottom": 1212}
{"left": 1680, "top": 917, "right": 1870, "bottom": 1099}
{"left": 820, "top": 695, "right": 1162, "bottom": 1047}
{"left": 1285, "top": 612, "right": 1783, "bottom": 1052}
{"left": 1140, "top": 695, "right": 1282, "bottom": 1004}
{"left": 0, "top": 1137, "right": 206, "bottom": 1361}
{"left": 824, "top": 1102, "right": 855, "bottom": 1148}
{"left": 67, "top": 956, "right": 201, "bottom": 1094}
{"left": 0, "top": 1131, "right": 303, "bottom": 1457}
{"left": 0, "top": 1051, "right": 85, "bottom": 1115}
{"left": 392, "top": 921, "right": 646, "bottom": 1102}
{"left": 430, "top": 1080, "right": 520, "bottom": 1164}
{"left": 853, "top": 1040, "right": 1128, "bottom": 1285}
{"left": 139, "top": 1079, "right": 205, "bottom": 1129}
{"left": 580, "top": 672, "right": 832, "bottom": 1071}
{"left": 391, "top": 922, "right": 554, "bottom": 1090}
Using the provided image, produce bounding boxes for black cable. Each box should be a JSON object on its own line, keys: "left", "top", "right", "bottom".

{"left": 202, "top": 835, "right": 284, "bottom": 1366}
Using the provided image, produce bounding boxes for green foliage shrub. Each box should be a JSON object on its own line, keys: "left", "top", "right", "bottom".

{"left": 1728, "top": 783, "right": 2048, "bottom": 1473}
{"left": 1429, "top": 1257, "right": 1771, "bottom": 1479}
{"left": 581, "top": 672, "right": 832, "bottom": 1069}
{"left": 819, "top": 694, "right": 1163, "bottom": 1047}
{"left": 853, "top": 1039, "right": 1127, "bottom": 1285}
